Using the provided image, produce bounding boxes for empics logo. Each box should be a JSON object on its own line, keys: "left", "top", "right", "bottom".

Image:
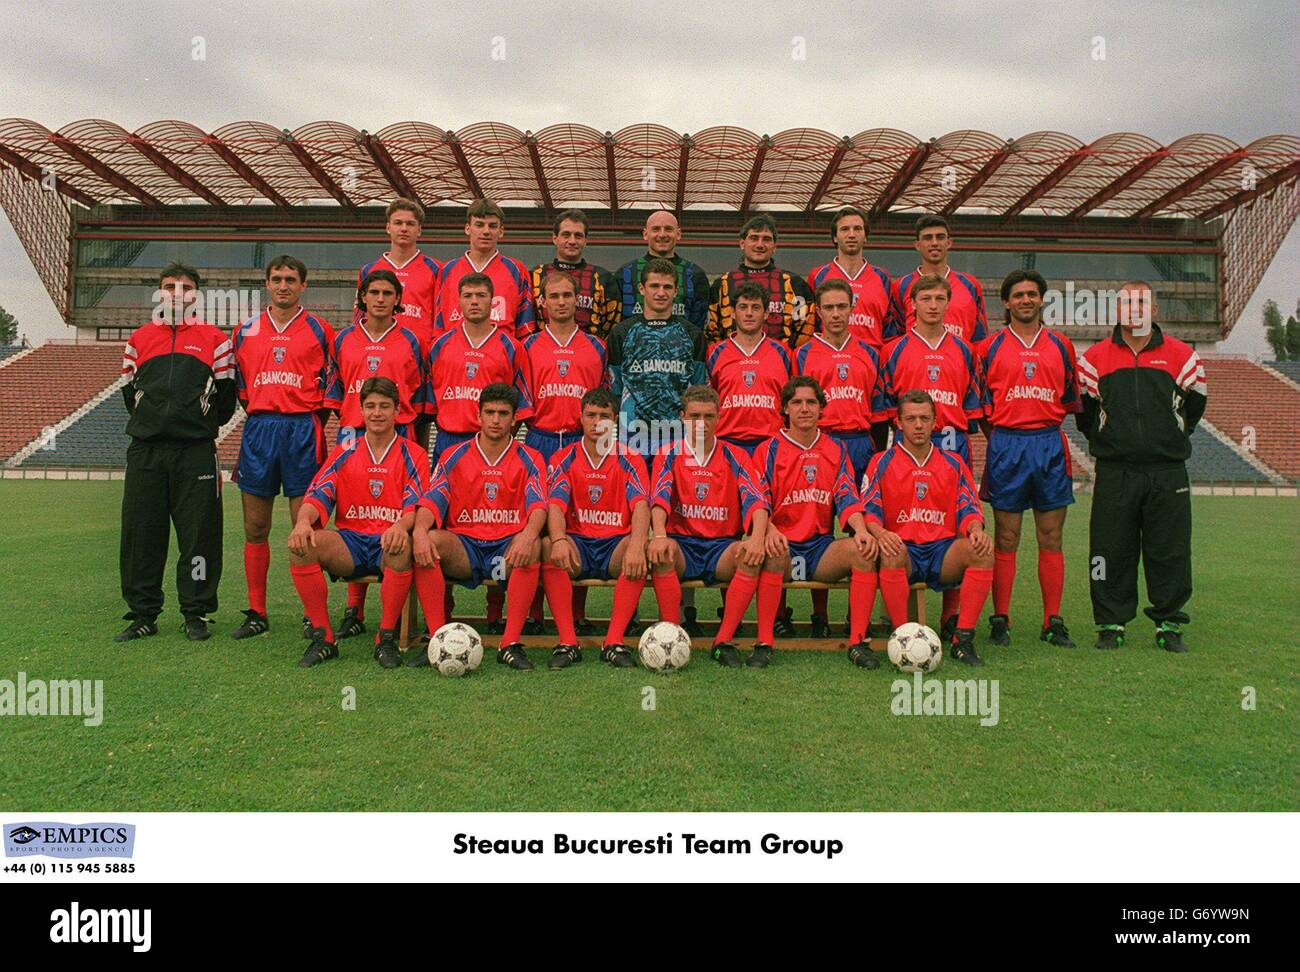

{"left": 50, "top": 902, "right": 151, "bottom": 953}
{"left": 5, "top": 822, "right": 136, "bottom": 859}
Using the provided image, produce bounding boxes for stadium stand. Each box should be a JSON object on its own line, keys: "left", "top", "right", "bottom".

{"left": 0, "top": 345, "right": 27, "bottom": 363}
{"left": 1265, "top": 360, "right": 1300, "bottom": 385}
{"left": 1199, "top": 357, "right": 1300, "bottom": 480}
{"left": 0, "top": 343, "right": 122, "bottom": 461}
{"left": 18, "top": 393, "right": 129, "bottom": 468}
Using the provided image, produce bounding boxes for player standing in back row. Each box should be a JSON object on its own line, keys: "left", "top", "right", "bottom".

{"left": 890, "top": 215, "right": 987, "bottom": 345}
{"left": 707, "top": 214, "right": 814, "bottom": 348}
{"left": 809, "top": 206, "right": 899, "bottom": 353}
{"left": 615, "top": 210, "right": 710, "bottom": 331}
{"left": 979, "top": 269, "right": 1080, "bottom": 650}
{"left": 436, "top": 198, "right": 535, "bottom": 339}
{"left": 531, "top": 208, "right": 619, "bottom": 339}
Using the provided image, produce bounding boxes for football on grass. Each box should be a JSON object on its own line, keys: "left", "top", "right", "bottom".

{"left": 638, "top": 622, "right": 692, "bottom": 672}
{"left": 887, "top": 623, "right": 943, "bottom": 673}
{"left": 428, "top": 622, "right": 484, "bottom": 677}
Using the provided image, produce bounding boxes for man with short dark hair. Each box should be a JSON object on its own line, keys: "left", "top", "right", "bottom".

{"left": 809, "top": 207, "right": 899, "bottom": 352}
{"left": 357, "top": 198, "right": 440, "bottom": 352}
{"left": 117, "top": 264, "right": 236, "bottom": 643}
{"left": 531, "top": 209, "right": 620, "bottom": 339}
{"left": 708, "top": 214, "right": 815, "bottom": 348}
{"left": 1078, "top": 281, "right": 1206, "bottom": 653}
{"left": 436, "top": 198, "right": 535, "bottom": 339}
{"left": 890, "top": 215, "right": 987, "bottom": 344}
{"left": 230, "top": 256, "right": 334, "bottom": 640}
{"left": 707, "top": 281, "right": 792, "bottom": 456}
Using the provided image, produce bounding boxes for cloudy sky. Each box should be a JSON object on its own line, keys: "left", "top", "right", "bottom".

{"left": 1, "top": 0, "right": 1296, "bottom": 350}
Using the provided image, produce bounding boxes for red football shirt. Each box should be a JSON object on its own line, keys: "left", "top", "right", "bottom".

{"left": 794, "top": 334, "right": 888, "bottom": 434}
{"left": 522, "top": 327, "right": 608, "bottom": 434}
{"left": 356, "top": 251, "right": 440, "bottom": 350}
{"left": 651, "top": 439, "right": 768, "bottom": 540}
{"left": 706, "top": 335, "right": 793, "bottom": 442}
{"left": 808, "top": 260, "right": 899, "bottom": 350}
{"left": 233, "top": 307, "right": 334, "bottom": 414}
{"left": 421, "top": 437, "right": 548, "bottom": 540}
{"left": 753, "top": 430, "right": 861, "bottom": 542}
{"left": 547, "top": 441, "right": 650, "bottom": 539}
{"left": 303, "top": 434, "right": 427, "bottom": 535}
{"left": 980, "top": 326, "right": 1080, "bottom": 428}
{"left": 325, "top": 322, "right": 426, "bottom": 428}
{"left": 890, "top": 267, "right": 987, "bottom": 344}
{"left": 861, "top": 443, "right": 983, "bottom": 544}
{"left": 435, "top": 251, "right": 535, "bottom": 339}
{"left": 426, "top": 325, "right": 534, "bottom": 433}
{"left": 880, "top": 331, "right": 984, "bottom": 433}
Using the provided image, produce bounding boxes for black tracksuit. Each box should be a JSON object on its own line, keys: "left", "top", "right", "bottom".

{"left": 120, "top": 320, "right": 237, "bottom": 623}
{"left": 1077, "top": 324, "right": 1207, "bottom": 627}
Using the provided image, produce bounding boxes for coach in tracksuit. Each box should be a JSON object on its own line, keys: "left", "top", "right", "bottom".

{"left": 116, "top": 263, "right": 237, "bottom": 643}
{"left": 1077, "top": 281, "right": 1206, "bottom": 653}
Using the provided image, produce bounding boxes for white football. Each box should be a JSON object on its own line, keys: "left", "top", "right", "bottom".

{"left": 428, "top": 622, "right": 484, "bottom": 677}
{"left": 887, "top": 622, "right": 943, "bottom": 673}
{"left": 638, "top": 621, "right": 692, "bottom": 672}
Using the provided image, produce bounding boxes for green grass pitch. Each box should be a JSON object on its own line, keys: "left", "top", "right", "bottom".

{"left": 0, "top": 480, "right": 1295, "bottom": 812}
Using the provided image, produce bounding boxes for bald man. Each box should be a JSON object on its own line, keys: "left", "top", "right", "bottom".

{"left": 615, "top": 210, "right": 710, "bottom": 332}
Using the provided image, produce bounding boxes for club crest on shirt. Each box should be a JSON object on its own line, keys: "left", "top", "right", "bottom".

{"left": 927, "top": 364, "right": 941, "bottom": 382}
{"left": 368, "top": 479, "right": 383, "bottom": 498}
{"left": 587, "top": 484, "right": 603, "bottom": 503}
{"left": 366, "top": 355, "right": 381, "bottom": 374}
{"left": 1023, "top": 360, "right": 1037, "bottom": 379}
{"left": 273, "top": 346, "right": 286, "bottom": 363}
{"left": 695, "top": 481, "right": 710, "bottom": 500}
{"left": 836, "top": 363, "right": 850, "bottom": 380}
{"left": 803, "top": 463, "right": 818, "bottom": 484}
{"left": 915, "top": 480, "right": 929, "bottom": 500}
{"left": 742, "top": 369, "right": 756, "bottom": 387}
{"left": 484, "top": 481, "right": 499, "bottom": 501}
{"left": 465, "top": 361, "right": 479, "bottom": 379}
{"left": 556, "top": 359, "right": 570, "bottom": 377}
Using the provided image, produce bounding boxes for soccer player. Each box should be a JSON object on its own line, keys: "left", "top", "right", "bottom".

{"left": 707, "top": 281, "right": 792, "bottom": 455}
{"left": 881, "top": 274, "right": 984, "bottom": 467}
{"left": 615, "top": 210, "right": 710, "bottom": 330}
{"left": 794, "top": 278, "right": 889, "bottom": 636}
{"left": 409, "top": 383, "right": 550, "bottom": 671}
{"left": 288, "top": 377, "right": 430, "bottom": 669}
{"left": 531, "top": 208, "right": 619, "bottom": 338}
{"left": 861, "top": 390, "right": 994, "bottom": 666}
{"left": 541, "top": 388, "right": 652, "bottom": 669}
{"left": 979, "top": 269, "right": 1080, "bottom": 650}
{"left": 356, "top": 198, "right": 440, "bottom": 351}
{"left": 117, "top": 263, "right": 236, "bottom": 642}
{"left": 230, "top": 255, "right": 334, "bottom": 640}
{"left": 647, "top": 386, "right": 771, "bottom": 668}
{"left": 809, "top": 206, "right": 899, "bottom": 351}
{"left": 707, "top": 214, "right": 815, "bottom": 348}
{"left": 890, "top": 215, "right": 987, "bottom": 344}
{"left": 435, "top": 198, "right": 534, "bottom": 339}
{"left": 324, "top": 268, "right": 426, "bottom": 639}
{"left": 754, "top": 377, "right": 879, "bottom": 669}
{"left": 1078, "top": 281, "right": 1206, "bottom": 653}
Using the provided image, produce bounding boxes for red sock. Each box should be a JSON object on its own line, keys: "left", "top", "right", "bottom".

{"left": 942, "top": 587, "right": 960, "bottom": 623}
{"left": 291, "top": 564, "right": 334, "bottom": 641}
{"left": 347, "top": 581, "right": 367, "bottom": 619}
{"left": 606, "top": 575, "right": 645, "bottom": 644}
{"left": 541, "top": 563, "right": 577, "bottom": 644}
{"left": 957, "top": 567, "right": 994, "bottom": 630}
{"left": 414, "top": 562, "right": 447, "bottom": 634}
{"left": 379, "top": 567, "right": 413, "bottom": 633}
{"left": 756, "top": 571, "right": 784, "bottom": 644}
{"left": 811, "top": 587, "right": 829, "bottom": 618}
{"left": 880, "top": 567, "right": 910, "bottom": 630}
{"left": 993, "top": 549, "right": 1016, "bottom": 617}
{"left": 651, "top": 572, "right": 682, "bottom": 624}
{"left": 849, "top": 569, "right": 878, "bottom": 644}
{"left": 500, "top": 564, "right": 540, "bottom": 648}
{"left": 1038, "top": 549, "right": 1064, "bottom": 628}
{"left": 244, "top": 541, "right": 270, "bottom": 615}
{"left": 486, "top": 588, "right": 505, "bottom": 624}
{"left": 714, "top": 571, "right": 759, "bottom": 645}
{"left": 528, "top": 588, "right": 545, "bottom": 623}
{"left": 573, "top": 585, "right": 589, "bottom": 621}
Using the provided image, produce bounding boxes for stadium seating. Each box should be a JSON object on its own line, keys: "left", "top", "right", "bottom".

{"left": 1199, "top": 358, "right": 1300, "bottom": 479}
{"left": 0, "top": 343, "right": 123, "bottom": 461}
{"left": 19, "top": 392, "right": 130, "bottom": 468}
{"left": 1265, "top": 360, "right": 1300, "bottom": 385}
{"left": 0, "top": 345, "right": 26, "bottom": 363}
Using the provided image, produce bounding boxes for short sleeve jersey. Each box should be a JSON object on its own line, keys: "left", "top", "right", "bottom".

{"left": 233, "top": 307, "right": 333, "bottom": 414}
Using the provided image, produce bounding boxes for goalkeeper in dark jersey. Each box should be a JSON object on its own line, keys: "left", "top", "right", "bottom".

{"left": 615, "top": 210, "right": 710, "bottom": 330}
{"left": 708, "top": 214, "right": 815, "bottom": 349}
{"left": 531, "top": 208, "right": 620, "bottom": 340}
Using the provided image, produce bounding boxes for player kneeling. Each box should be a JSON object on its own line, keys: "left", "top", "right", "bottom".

{"left": 861, "top": 390, "right": 994, "bottom": 666}
{"left": 410, "top": 383, "right": 549, "bottom": 671}
{"left": 542, "top": 388, "right": 651, "bottom": 669}
{"left": 288, "top": 378, "right": 432, "bottom": 668}
{"left": 754, "top": 376, "right": 879, "bottom": 669}
{"left": 647, "top": 386, "right": 771, "bottom": 668}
